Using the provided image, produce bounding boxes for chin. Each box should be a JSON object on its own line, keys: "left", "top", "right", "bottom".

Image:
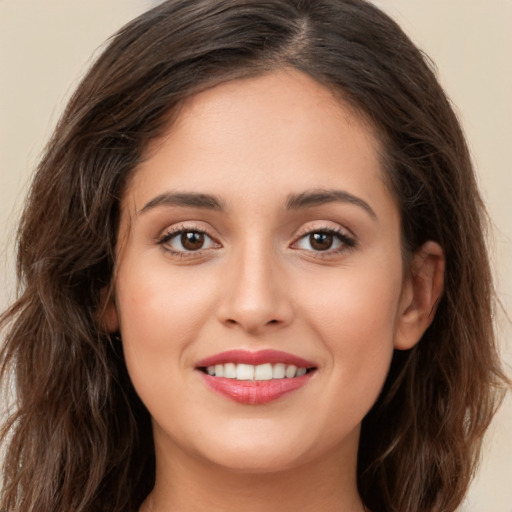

{"left": 184, "top": 420, "right": 356, "bottom": 476}
{"left": 197, "top": 443, "right": 310, "bottom": 475}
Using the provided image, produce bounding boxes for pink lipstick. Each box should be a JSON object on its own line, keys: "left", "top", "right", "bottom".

{"left": 196, "top": 349, "right": 317, "bottom": 405}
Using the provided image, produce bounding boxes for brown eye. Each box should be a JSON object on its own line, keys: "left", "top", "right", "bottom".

{"left": 159, "top": 229, "right": 218, "bottom": 254}
{"left": 309, "top": 232, "right": 333, "bottom": 251}
{"left": 292, "top": 228, "right": 355, "bottom": 254}
{"left": 181, "top": 232, "right": 205, "bottom": 251}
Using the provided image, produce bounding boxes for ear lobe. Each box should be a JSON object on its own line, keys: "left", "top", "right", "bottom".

{"left": 99, "top": 286, "right": 120, "bottom": 333}
{"left": 394, "top": 241, "right": 445, "bottom": 350}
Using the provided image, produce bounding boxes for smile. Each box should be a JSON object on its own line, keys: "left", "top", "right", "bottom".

{"left": 196, "top": 349, "right": 317, "bottom": 404}
{"left": 204, "top": 362, "right": 308, "bottom": 380}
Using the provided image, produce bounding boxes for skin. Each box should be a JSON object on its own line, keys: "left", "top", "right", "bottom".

{"left": 107, "top": 69, "right": 444, "bottom": 512}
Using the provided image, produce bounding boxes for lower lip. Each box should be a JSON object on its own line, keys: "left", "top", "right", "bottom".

{"left": 199, "top": 372, "right": 314, "bottom": 405}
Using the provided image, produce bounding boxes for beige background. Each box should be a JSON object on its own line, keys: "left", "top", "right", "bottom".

{"left": 1, "top": 1, "right": 510, "bottom": 510}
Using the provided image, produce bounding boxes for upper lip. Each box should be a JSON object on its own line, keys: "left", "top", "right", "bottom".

{"left": 195, "top": 349, "right": 317, "bottom": 368}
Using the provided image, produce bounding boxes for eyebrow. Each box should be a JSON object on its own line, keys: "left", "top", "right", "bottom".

{"left": 139, "top": 192, "right": 225, "bottom": 214}
{"left": 285, "top": 189, "right": 377, "bottom": 219}
{"left": 139, "top": 188, "right": 376, "bottom": 219}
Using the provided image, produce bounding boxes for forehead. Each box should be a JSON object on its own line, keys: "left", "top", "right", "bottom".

{"left": 125, "top": 69, "right": 393, "bottom": 218}
{"left": 169, "top": 69, "right": 377, "bottom": 159}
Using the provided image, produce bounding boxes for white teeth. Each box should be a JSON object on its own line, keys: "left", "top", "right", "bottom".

{"left": 236, "top": 363, "right": 255, "bottom": 381}
{"left": 272, "top": 363, "right": 286, "bottom": 379}
{"left": 296, "top": 367, "right": 307, "bottom": 377}
{"left": 205, "top": 362, "right": 310, "bottom": 380}
{"left": 224, "top": 362, "right": 236, "bottom": 379}
{"left": 254, "top": 363, "right": 273, "bottom": 381}
{"left": 214, "top": 364, "right": 224, "bottom": 378}
{"left": 285, "top": 364, "right": 297, "bottom": 378}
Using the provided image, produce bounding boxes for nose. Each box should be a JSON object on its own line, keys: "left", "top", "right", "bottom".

{"left": 216, "top": 243, "right": 294, "bottom": 335}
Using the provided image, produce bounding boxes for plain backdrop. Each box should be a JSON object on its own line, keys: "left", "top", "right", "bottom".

{"left": 1, "top": 1, "right": 511, "bottom": 510}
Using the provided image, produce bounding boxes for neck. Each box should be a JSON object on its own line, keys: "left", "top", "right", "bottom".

{"left": 141, "top": 430, "right": 366, "bottom": 512}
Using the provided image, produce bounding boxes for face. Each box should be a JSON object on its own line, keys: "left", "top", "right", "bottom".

{"left": 109, "top": 69, "right": 418, "bottom": 474}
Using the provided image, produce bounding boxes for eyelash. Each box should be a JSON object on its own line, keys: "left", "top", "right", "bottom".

{"left": 157, "top": 224, "right": 219, "bottom": 258}
{"left": 292, "top": 226, "right": 357, "bottom": 256}
{"left": 157, "top": 224, "right": 357, "bottom": 258}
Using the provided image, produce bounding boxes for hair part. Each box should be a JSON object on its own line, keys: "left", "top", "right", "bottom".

{"left": 1, "top": 1, "right": 508, "bottom": 511}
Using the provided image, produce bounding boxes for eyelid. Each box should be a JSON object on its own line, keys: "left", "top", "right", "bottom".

{"left": 290, "top": 222, "right": 357, "bottom": 254}
{"left": 157, "top": 222, "right": 222, "bottom": 255}
{"left": 155, "top": 220, "right": 356, "bottom": 258}
{"left": 292, "top": 220, "right": 355, "bottom": 239}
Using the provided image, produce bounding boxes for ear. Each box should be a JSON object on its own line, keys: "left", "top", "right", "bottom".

{"left": 99, "top": 286, "right": 120, "bottom": 333}
{"left": 394, "top": 241, "right": 445, "bottom": 350}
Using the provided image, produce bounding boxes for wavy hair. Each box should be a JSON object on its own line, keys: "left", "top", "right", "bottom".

{"left": 1, "top": 1, "right": 508, "bottom": 511}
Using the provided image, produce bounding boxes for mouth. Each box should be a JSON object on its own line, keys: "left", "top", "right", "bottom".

{"left": 199, "top": 362, "right": 314, "bottom": 380}
{"left": 195, "top": 350, "right": 317, "bottom": 405}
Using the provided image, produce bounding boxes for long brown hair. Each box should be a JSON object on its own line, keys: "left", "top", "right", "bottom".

{"left": 1, "top": 1, "right": 508, "bottom": 511}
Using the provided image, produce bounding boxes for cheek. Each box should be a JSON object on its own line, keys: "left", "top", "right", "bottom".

{"left": 116, "top": 256, "right": 213, "bottom": 335}
{"left": 301, "top": 261, "right": 402, "bottom": 342}
{"left": 113, "top": 259, "right": 216, "bottom": 387}
{"left": 297, "top": 262, "right": 402, "bottom": 403}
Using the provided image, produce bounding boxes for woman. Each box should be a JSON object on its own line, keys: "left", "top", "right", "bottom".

{"left": 0, "top": 1, "right": 508, "bottom": 511}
